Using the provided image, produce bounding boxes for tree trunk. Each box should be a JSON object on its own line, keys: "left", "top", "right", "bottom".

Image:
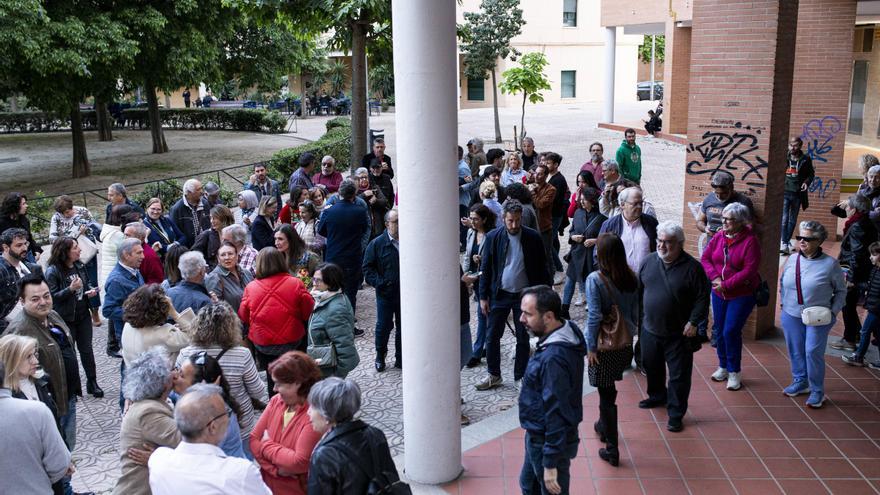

{"left": 520, "top": 94, "right": 527, "bottom": 141}
{"left": 349, "top": 20, "right": 368, "bottom": 175}
{"left": 96, "top": 97, "right": 113, "bottom": 142}
{"left": 146, "top": 84, "right": 168, "bottom": 154}
{"left": 70, "top": 104, "right": 91, "bottom": 178}
{"left": 491, "top": 69, "right": 502, "bottom": 144}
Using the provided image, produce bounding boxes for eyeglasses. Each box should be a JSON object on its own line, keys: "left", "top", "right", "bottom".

{"left": 205, "top": 410, "right": 232, "bottom": 429}
{"left": 312, "top": 276, "right": 323, "bottom": 283}
{"left": 795, "top": 236, "right": 819, "bottom": 242}
{"left": 722, "top": 216, "right": 736, "bottom": 222}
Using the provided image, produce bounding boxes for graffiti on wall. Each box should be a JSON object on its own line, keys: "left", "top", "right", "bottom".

{"left": 686, "top": 121, "right": 767, "bottom": 194}
{"left": 809, "top": 177, "right": 838, "bottom": 199}
{"left": 800, "top": 116, "right": 842, "bottom": 164}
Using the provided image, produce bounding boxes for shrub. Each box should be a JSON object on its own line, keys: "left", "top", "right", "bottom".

{"left": 119, "top": 108, "right": 286, "bottom": 133}
{"left": 325, "top": 116, "right": 351, "bottom": 132}
{"left": 0, "top": 111, "right": 98, "bottom": 133}
{"left": 131, "top": 177, "right": 238, "bottom": 214}
{"left": 269, "top": 123, "right": 352, "bottom": 182}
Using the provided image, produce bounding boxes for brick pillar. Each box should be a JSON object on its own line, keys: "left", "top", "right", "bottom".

{"left": 790, "top": 0, "right": 857, "bottom": 236}
{"left": 662, "top": 21, "right": 691, "bottom": 135}
{"left": 682, "top": 0, "right": 799, "bottom": 339}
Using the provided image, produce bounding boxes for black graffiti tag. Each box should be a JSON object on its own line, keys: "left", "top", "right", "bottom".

{"left": 686, "top": 126, "right": 767, "bottom": 193}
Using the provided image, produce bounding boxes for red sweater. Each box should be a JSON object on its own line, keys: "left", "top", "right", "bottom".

{"left": 238, "top": 273, "right": 314, "bottom": 346}
{"left": 139, "top": 243, "right": 165, "bottom": 285}
{"left": 250, "top": 396, "right": 322, "bottom": 495}
{"left": 311, "top": 171, "right": 343, "bottom": 193}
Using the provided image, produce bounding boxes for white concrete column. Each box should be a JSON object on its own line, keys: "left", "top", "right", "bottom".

{"left": 602, "top": 26, "right": 617, "bottom": 123}
{"left": 392, "top": 0, "right": 462, "bottom": 485}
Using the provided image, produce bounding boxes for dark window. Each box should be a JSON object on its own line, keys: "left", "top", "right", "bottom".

{"left": 864, "top": 28, "right": 874, "bottom": 52}
{"left": 561, "top": 71, "right": 576, "bottom": 98}
{"left": 563, "top": 0, "right": 577, "bottom": 27}
{"left": 467, "top": 77, "right": 485, "bottom": 101}
{"left": 849, "top": 60, "right": 868, "bottom": 135}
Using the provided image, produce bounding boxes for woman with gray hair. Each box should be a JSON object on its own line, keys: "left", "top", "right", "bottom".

{"left": 831, "top": 193, "right": 878, "bottom": 352}
{"left": 234, "top": 190, "right": 259, "bottom": 242}
{"left": 113, "top": 348, "right": 180, "bottom": 495}
{"left": 700, "top": 202, "right": 761, "bottom": 391}
{"left": 779, "top": 220, "right": 846, "bottom": 408}
{"left": 306, "top": 378, "right": 405, "bottom": 494}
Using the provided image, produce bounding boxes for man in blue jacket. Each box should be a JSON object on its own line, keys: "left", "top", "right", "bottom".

{"left": 362, "top": 210, "right": 400, "bottom": 372}
{"left": 102, "top": 238, "right": 145, "bottom": 349}
{"left": 476, "top": 200, "right": 550, "bottom": 391}
{"left": 518, "top": 285, "right": 585, "bottom": 495}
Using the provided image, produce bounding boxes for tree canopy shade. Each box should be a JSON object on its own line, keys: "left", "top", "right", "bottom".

{"left": 499, "top": 52, "right": 550, "bottom": 146}
{"left": 0, "top": 0, "right": 137, "bottom": 177}
{"left": 459, "top": 0, "right": 524, "bottom": 143}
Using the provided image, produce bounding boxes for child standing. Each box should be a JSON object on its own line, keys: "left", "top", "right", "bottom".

{"left": 843, "top": 241, "right": 880, "bottom": 367}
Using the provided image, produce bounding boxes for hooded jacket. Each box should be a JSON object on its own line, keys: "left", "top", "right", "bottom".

{"left": 700, "top": 225, "right": 761, "bottom": 300}
{"left": 519, "top": 320, "right": 586, "bottom": 468}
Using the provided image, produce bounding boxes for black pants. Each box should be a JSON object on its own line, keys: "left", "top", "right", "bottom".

{"left": 842, "top": 286, "right": 862, "bottom": 344}
{"left": 67, "top": 310, "right": 97, "bottom": 382}
{"left": 641, "top": 331, "right": 693, "bottom": 421}
{"left": 459, "top": 204, "right": 469, "bottom": 251}
{"left": 341, "top": 264, "right": 363, "bottom": 315}
{"left": 486, "top": 290, "right": 530, "bottom": 380}
{"left": 107, "top": 319, "right": 120, "bottom": 353}
{"left": 255, "top": 339, "right": 306, "bottom": 398}
{"left": 597, "top": 385, "right": 619, "bottom": 449}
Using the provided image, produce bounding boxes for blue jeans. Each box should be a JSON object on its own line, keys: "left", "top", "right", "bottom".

{"left": 59, "top": 397, "right": 77, "bottom": 451}
{"left": 562, "top": 276, "right": 585, "bottom": 306}
{"left": 520, "top": 431, "right": 578, "bottom": 495}
{"left": 780, "top": 191, "right": 801, "bottom": 245}
{"left": 375, "top": 295, "right": 401, "bottom": 363}
{"left": 460, "top": 323, "right": 473, "bottom": 370}
{"left": 85, "top": 256, "right": 101, "bottom": 309}
{"left": 471, "top": 294, "right": 488, "bottom": 359}
{"left": 711, "top": 293, "right": 756, "bottom": 373}
{"left": 855, "top": 311, "right": 880, "bottom": 358}
{"left": 781, "top": 312, "right": 834, "bottom": 395}
{"left": 486, "top": 290, "right": 530, "bottom": 380}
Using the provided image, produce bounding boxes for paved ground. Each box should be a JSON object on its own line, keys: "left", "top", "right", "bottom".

{"left": 62, "top": 100, "right": 687, "bottom": 493}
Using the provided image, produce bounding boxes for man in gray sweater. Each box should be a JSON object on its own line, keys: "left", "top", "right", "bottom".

{"left": 637, "top": 221, "right": 710, "bottom": 433}
{"left": 0, "top": 360, "right": 71, "bottom": 493}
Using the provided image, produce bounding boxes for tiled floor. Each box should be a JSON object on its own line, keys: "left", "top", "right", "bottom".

{"left": 443, "top": 339, "right": 880, "bottom": 495}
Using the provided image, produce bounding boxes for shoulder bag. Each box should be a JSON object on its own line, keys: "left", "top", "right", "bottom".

{"left": 76, "top": 232, "right": 98, "bottom": 265}
{"left": 597, "top": 273, "right": 633, "bottom": 352}
{"left": 306, "top": 306, "right": 338, "bottom": 371}
{"left": 795, "top": 254, "right": 833, "bottom": 326}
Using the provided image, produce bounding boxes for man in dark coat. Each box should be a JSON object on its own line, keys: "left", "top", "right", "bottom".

{"left": 169, "top": 179, "right": 211, "bottom": 247}
{"left": 638, "top": 221, "right": 710, "bottom": 433}
{"left": 476, "top": 200, "right": 550, "bottom": 391}
{"left": 362, "top": 210, "right": 400, "bottom": 372}
{"left": 0, "top": 228, "right": 42, "bottom": 333}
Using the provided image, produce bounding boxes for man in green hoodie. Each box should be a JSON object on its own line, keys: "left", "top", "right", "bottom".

{"left": 615, "top": 129, "right": 642, "bottom": 184}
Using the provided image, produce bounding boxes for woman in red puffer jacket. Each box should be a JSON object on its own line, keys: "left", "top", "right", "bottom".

{"left": 239, "top": 247, "right": 314, "bottom": 397}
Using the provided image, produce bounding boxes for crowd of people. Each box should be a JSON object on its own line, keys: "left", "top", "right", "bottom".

{"left": 0, "top": 128, "right": 876, "bottom": 495}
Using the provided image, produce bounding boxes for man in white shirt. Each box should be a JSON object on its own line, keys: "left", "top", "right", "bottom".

{"left": 148, "top": 384, "right": 270, "bottom": 495}
{"left": 597, "top": 187, "right": 659, "bottom": 273}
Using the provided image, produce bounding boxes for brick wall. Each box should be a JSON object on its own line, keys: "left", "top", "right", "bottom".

{"left": 683, "top": 0, "right": 799, "bottom": 339}
{"left": 662, "top": 22, "right": 691, "bottom": 135}
{"left": 789, "top": 0, "right": 857, "bottom": 238}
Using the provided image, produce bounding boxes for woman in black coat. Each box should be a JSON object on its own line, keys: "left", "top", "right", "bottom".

{"left": 251, "top": 196, "right": 278, "bottom": 251}
{"left": 833, "top": 194, "right": 878, "bottom": 352}
{"left": 307, "top": 377, "right": 406, "bottom": 495}
{"left": 44, "top": 238, "right": 103, "bottom": 398}
{"left": 562, "top": 187, "right": 606, "bottom": 319}
{"left": 0, "top": 192, "right": 43, "bottom": 262}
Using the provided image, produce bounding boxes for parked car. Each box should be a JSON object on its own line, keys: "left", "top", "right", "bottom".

{"left": 637, "top": 81, "right": 664, "bottom": 101}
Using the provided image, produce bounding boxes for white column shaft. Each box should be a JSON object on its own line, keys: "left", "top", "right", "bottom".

{"left": 392, "top": 0, "right": 462, "bottom": 484}
{"left": 603, "top": 26, "right": 617, "bottom": 122}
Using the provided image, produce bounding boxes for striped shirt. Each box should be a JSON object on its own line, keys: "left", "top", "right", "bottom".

{"left": 176, "top": 345, "right": 268, "bottom": 439}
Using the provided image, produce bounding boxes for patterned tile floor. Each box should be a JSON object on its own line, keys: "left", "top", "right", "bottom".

{"left": 442, "top": 334, "right": 880, "bottom": 495}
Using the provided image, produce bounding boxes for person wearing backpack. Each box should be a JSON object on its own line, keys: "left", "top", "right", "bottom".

{"left": 585, "top": 233, "right": 639, "bottom": 467}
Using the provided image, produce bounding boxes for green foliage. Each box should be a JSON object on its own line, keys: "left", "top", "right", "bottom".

{"left": 270, "top": 121, "right": 352, "bottom": 180}
{"left": 459, "top": 0, "right": 524, "bottom": 82}
{"left": 369, "top": 63, "right": 394, "bottom": 100}
{"left": 499, "top": 52, "right": 551, "bottom": 141}
{"left": 0, "top": 111, "right": 99, "bottom": 133}
{"left": 638, "top": 35, "right": 665, "bottom": 64}
{"left": 120, "top": 108, "right": 287, "bottom": 133}
{"left": 328, "top": 61, "right": 349, "bottom": 95}
{"left": 26, "top": 190, "right": 53, "bottom": 243}
{"left": 130, "top": 178, "right": 236, "bottom": 215}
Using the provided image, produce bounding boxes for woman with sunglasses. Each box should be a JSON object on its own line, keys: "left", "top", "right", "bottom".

{"left": 250, "top": 351, "right": 323, "bottom": 495}
{"left": 779, "top": 220, "right": 846, "bottom": 408}
{"left": 172, "top": 351, "right": 247, "bottom": 458}
{"left": 700, "top": 202, "right": 760, "bottom": 392}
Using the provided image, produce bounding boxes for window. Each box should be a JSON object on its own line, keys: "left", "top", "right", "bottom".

{"left": 561, "top": 71, "right": 576, "bottom": 98}
{"left": 467, "top": 77, "right": 485, "bottom": 101}
{"left": 849, "top": 60, "right": 868, "bottom": 135}
{"left": 563, "top": 0, "right": 577, "bottom": 27}
{"left": 864, "top": 28, "right": 874, "bottom": 53}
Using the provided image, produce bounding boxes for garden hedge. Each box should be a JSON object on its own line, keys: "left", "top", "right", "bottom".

{"left": 0, "top": 111, "right": 98, "bottom": 133}
{"left": 269, "top": 117, "right": 352, "bottom": 180}
{"left": 120, "top": 108, "right": 287, "bottom": 133}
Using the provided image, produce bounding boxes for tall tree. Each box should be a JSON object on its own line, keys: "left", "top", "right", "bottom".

{"left": 0, "top": 0, "right": 137, "bottom": 177}
{"left": 459, "top": 0, "right": 525, "bottom": 144}
{"left": 499, "top": 52, "right": 550, "bottom": 147}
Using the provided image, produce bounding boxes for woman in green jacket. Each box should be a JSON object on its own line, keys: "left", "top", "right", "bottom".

{"left": 307, "top": 263, "right": 360, "bottom": 377}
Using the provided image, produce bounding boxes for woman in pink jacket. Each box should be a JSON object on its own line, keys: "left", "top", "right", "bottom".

{"left": 700, "top": 202, "right": 761, "bottom": 391}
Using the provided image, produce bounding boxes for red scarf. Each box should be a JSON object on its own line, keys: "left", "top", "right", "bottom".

{"left": 844, "top": 211, "right": 864, "bottom": 235}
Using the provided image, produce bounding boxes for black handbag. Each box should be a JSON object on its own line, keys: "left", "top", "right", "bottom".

{"left": 754, "top": 279, "right": 770, "bottom": 307}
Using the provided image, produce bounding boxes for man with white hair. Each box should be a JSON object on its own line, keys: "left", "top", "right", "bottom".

{"left": 102, "top": 238, "right": 145, "bottom": 347}
{"left": 598, "top": 187, "right": 658, "bottom": 273}
{"left": 637, "top": 221, "right": 710, "bottom": 433}
{"left": 148, "top": 384, "right": 270, "bottom": 494}
{"left": 170, "top": 179, "right": 211, "bottom": 247}
{"left": 166, "top": 251, "right": 213, "bottom": 314}
{"left": 312, "top": 155, "right": 343, "bottom": 193}
{"left": 124, "top": 222, "right": 164, "bottom": 284}
{"left": 221, "top": 224, "right": 257, "bottom": 275}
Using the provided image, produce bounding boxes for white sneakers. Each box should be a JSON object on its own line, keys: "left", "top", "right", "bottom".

{"left": 726, "top": 372, "right": 742, "bottom": 391}
{"left": 780, "top": 241, "right": 791, "bottom": 255}
{"left": 711, "top": 367, "right": 728, "bottom": 382}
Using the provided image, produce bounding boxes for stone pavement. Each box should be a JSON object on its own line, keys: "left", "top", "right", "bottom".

{"left": 68, "top": 100, "right": 686, "bottom": 493}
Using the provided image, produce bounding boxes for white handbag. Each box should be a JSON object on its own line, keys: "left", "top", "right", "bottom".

{"left": 76, "top": 234, "right": 98, "bottom": 264}
{"left": 801, "top": 306, "right": 833, "bottom": 327}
